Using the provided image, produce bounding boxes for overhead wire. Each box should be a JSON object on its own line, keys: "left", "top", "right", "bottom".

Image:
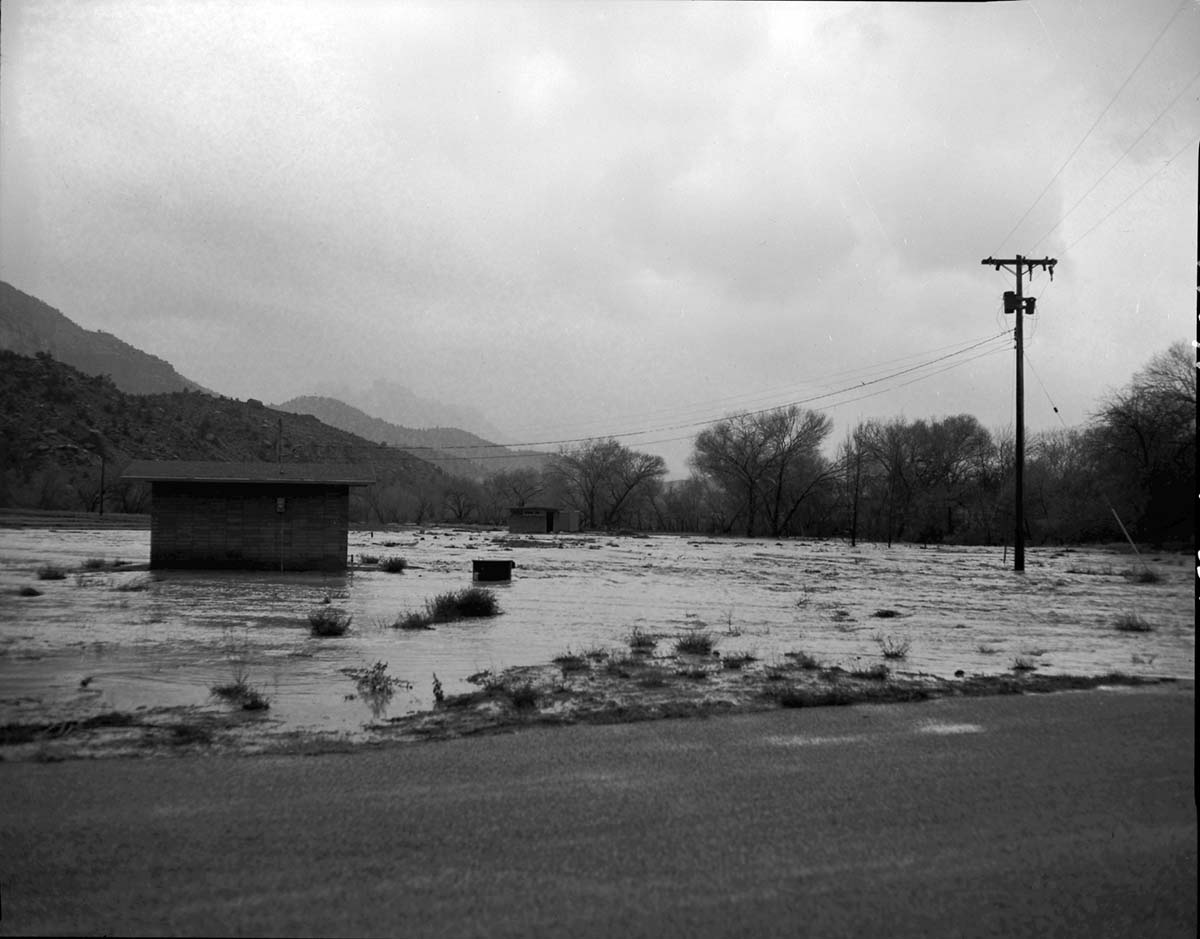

{"left": 499, "top": 328, "right": 1016, "bottom": 439}
{"left": 392, "top": 331, "right": 1014, "bottom": 459}
{"left": 1030, "top": 65, "right": 1200, "bottom": 253}
{"left": 992, "top": 0, "right": 1191, "bottom": 253}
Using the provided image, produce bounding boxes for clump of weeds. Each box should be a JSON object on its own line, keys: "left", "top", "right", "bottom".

{"left": 393, "top": 587, "right": 502, "bottom": 629}
{"left": 605, "top": 653, "right": 644, "bottom": 678}
{"left": 721, "top": 651, "right": 757, "bottom": 670}
{"left": 392, "top": 611, "right": 435, "bottom": 630}
{"left": 553, "top": 652, "right": 589, "bottom": 675}
{"left": 627, "top": 627, "right": 658, "bottom": 653}
{"left": 81, "top": 557, "right": 109, "bottom": 571}
{"left": 850, "top": 663, "right": 890, "bottom": 681}
{"left": 506, "top": 681, "right": 539, "bottom": 710}
{"left": 977, "top": 644, "right": 1000, "bottom": 655}
{"left": 637, "top": 668, "right": 670, "bottom": 689}
{"left": 18, "top": 585, "right": 42, "bottom": 597}
{"left": 359, "top": 553, "right": 380, "bottom": 566}
{"left": 876, "top": 634, "right": 911, "bottom": 659}
{"left": 1114, "top": 612, "right": 1153, "bottom": 633}
{"left": 379, "top": 556, "right": 409, "bottom": 573}
{"left": 210, "top": 666, "right": 270, "bottom": 711}
{"left": 872, "top": 609, "right": 901, "bottom": 619}
{"left": 784, "top": 650, "right": 823, "bottom": 670}
{"left": 342, "top": 661, "right": 412, "bottom": 719}
{"left": 675, "top": 630, "right": 717, "bottom": 655}
{"left": 36, "top": 564, "right": 66, "bottom": 581}
{"left": 676, "top": 666, "right": 711, "bottom": 680}
{"left": 1011, "top": 656, "right": 1037, "bottom": 672}
{"left": 309, "top": 607, "right": 352, "bottom": 637}
{"left": 343, "top": 661, "right": 412, "bottom": 696}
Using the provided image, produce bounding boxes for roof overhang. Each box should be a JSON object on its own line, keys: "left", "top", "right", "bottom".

{"left": 120, "top": 460, "right": 375, "bottom": 487}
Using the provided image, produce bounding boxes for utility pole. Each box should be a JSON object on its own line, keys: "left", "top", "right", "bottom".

{"left": 981, "top": 254, "right": 1057, "bottom": 572}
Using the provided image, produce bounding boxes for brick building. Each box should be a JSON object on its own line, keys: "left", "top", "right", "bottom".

{"left": 121, "top": 461, "right": 374, "bottom": 571}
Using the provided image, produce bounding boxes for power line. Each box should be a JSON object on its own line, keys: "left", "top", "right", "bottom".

{"left": 395, "top": 331, "right": 1014, "bottom": 458}
{"left": 993, "top": 0, "right": 1190, "bottom": 253}
{"left": 1064, "top": 135, "right": 1197, "bottom": 252}
{"left": 500, "top": 329, "right": 1016, "bottom": 439}
{"left": 1031, "top": 66, "right": 1200, "bottom": 252}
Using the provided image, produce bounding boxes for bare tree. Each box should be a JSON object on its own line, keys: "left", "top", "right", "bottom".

{"left": 1089, "top": 341, "right": 1195, "bottom": 543}
{"left": 551, "top": 438, "right": 667, "bottom": 529}
{"left": 692, "top": 406, "right": 833, "bottom": 537}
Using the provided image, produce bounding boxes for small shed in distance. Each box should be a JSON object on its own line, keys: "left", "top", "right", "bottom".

{"left": 508, "top": 506, "right": 581, "bottom": 534}
{"left": 121, "top": 461, "right": 375, "bottom": 571}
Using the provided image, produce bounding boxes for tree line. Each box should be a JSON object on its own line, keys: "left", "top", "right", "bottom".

{"left": 383, "top": 341, "right": 1190, "bottom": 546}
{"left": 6, "top": 343, "right": 1191, "bottom": 547}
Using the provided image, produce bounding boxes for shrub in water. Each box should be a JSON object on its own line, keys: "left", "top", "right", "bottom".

{"left": 309, "top": 607, "right": 352, "bottom": 637}
{"left": 877, "top": 635, "right": 911, "bottom": 659}
{"left": 210, "top": 671, "right": 270, "bottom": 711}
{"left": 674, "top": 631, "right": 717, "bottom": 655}
{"left": 1114, "top": 613, "right": 1153, "bottom": 633}
{"left": 553, "top": 652, "right": 589, "bottom": 674}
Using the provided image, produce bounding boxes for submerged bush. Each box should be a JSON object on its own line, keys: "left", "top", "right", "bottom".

{"left": 1114, "top": 612, "right": 1153, "bottom": 633}
{"left": 309, "top": 607, "right": 352, "bottom": 637}
{"left": 553, "top": 652, "right": 589, "bottom": 674}
{"left": 674, "top": 631, "right": 717, "bottom": 655}
{"left": 877, "top": 635, "right": 911, "bottom": 659}
{"left": 391, "top": 587, "right": 501, "bottom": 630}
{"left": 210, "top": 671, "right": 270, "bottom": 711}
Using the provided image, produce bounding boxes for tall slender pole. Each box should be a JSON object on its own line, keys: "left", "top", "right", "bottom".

{"left": 981, "top": 255, "right": 1057, "bottom": 573}
{"left": 1014, "top": 256, "right": 1025, "bottom": 571}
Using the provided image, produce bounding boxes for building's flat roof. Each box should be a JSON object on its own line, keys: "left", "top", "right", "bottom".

{"left": 121, "top": 460, "right": 375, "bottom": 486}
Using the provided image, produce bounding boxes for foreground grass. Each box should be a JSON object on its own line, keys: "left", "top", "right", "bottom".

{"left": 0, "top": 653, "right": 1177, "bottom": 759}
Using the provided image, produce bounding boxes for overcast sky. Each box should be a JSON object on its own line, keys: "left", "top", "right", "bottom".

{"left": 2, "top": 0, "right": 1197, "bottom": 474}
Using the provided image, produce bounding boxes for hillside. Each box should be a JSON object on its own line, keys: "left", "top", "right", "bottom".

{"left": 0, "top": 281, "right": 209, "bottom": 395}
{"left": 278, "top": 395, "right": 550, "bottom": 479}
{"left": 0, "top": 350, "right": 445, "bottom": 514}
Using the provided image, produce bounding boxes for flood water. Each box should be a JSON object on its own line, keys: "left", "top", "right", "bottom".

{"left": 0, "top": 526, "right": 1193, "bottom": 739}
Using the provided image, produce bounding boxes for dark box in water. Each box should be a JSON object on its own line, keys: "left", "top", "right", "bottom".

{"left": 473, "top": 559, "right": 516, "bottom": 581}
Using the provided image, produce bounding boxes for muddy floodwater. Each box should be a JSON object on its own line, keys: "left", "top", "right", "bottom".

{"left": 0, "top": 526, "right": 1193, "bottom": 747}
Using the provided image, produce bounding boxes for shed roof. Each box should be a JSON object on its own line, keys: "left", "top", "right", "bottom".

{"left": 121, "top": 460, "right": 375, "bottom": 486}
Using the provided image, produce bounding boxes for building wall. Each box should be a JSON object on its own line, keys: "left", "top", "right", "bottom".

{"left": 508, "top": 507, "right": 583, "bottom": 534}
{"left": 150, "top": 482, "right": 350, "bottom": 571}
{"left": 508, "top": 507, "right": 551, "bottom": 534}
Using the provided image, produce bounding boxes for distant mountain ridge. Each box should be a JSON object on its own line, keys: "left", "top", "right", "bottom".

{"left": 0, "top": 281, "right": 209, "bottom": 396}
{"left": 0, "top": 350, "right": 445, "bottom": 514}
{"left": 277, "top": 395, "right": 549, "bottom": 479}
{"left": 311, "top": 378, "right": 511, "bottom": 444}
